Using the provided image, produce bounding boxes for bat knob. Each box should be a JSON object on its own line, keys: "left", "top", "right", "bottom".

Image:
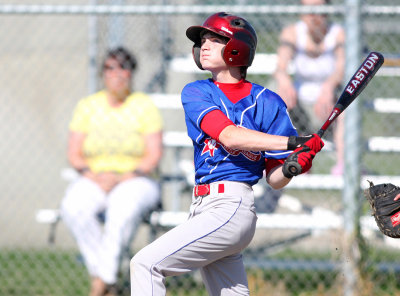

{"left": 289, "top": 166, "right": 299, "bottom": 174}
{"left": 289, "top": 163, "right": 301, "bottom": 175}
{"left": 283, "top": 161, "right": 302, "bottom": 178}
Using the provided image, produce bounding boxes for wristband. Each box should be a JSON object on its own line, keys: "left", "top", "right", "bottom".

{"left": 287, "top": 136, "right": 299, "bottom": 150}
{"left": 287, "top": 135, "right": 313, "bottom": 150}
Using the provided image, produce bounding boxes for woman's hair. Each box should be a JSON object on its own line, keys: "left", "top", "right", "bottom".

{"left": 102, "top": 46, "right": 137, "bottom": 72}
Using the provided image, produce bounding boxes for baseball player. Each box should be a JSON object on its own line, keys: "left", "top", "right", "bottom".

{"left": 130, "top": 12, "right": 324, "bottom": 295}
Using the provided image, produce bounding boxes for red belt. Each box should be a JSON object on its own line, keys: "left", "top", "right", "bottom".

{"left": 194, "top": 183, "right": 225, "bottom": 197}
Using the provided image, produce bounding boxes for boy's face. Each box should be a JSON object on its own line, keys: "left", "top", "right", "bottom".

{"left": 200, "top": 31, "right": 229, "bottom": 72}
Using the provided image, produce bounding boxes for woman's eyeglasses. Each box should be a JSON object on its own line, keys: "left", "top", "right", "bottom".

{"left": 103, "top": 63, "right": 132, "bottom": 72}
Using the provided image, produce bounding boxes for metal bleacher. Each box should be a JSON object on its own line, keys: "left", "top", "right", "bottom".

{"left": 146, "top": 52, "right": 400, "bottom": 234}
{"left": 36, "top": 53, "right": 400, "bottom": 246}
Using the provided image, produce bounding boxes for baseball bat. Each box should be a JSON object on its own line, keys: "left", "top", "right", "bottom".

{"left": 286, "top": 51, "right": 385, "bottom": 176}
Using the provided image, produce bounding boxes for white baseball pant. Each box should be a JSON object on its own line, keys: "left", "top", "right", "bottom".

{"left": 131, "top": 181, "right": 257, "bottom": 296}
{"left": 61, "top": 175, "right": 160, "bottom": 284}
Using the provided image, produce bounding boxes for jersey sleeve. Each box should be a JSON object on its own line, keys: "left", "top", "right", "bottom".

{"left": 181, "top": 82, "right": 222, "bottom": 142}
{"left": 267, "top": 106, "right": 297, "bottom": 138}
{"left": 261, "top": 91, "right": 298, "bottom": 160}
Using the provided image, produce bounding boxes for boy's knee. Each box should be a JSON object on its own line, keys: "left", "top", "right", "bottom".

{"left": 131, "top": 247, "right": 162, "bottom": 278}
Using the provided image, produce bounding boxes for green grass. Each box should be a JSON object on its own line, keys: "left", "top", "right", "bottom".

{"left": 2, "top": 248, "right": 400, "bottom": 296}
{"left": 0, "top": 249, "right": 89, "bottom": 296}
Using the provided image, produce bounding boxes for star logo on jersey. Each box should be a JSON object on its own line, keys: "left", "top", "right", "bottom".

{"left": 201, "top": 138, "right": 220, "bottom": 157}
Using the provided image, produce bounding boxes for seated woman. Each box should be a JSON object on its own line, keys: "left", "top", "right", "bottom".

{"left": 61, "top": 47, "right": 163, "bottom": 296}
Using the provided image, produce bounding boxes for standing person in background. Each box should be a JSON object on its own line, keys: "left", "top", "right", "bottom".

{"left": 274, "top": 0, "right": 345, "bottom": 175}
{"left": 130, "top": 12, "right": 324, "bottom": 295}
{"left": 61, "top": 47, "right": 163, "bottom": 296}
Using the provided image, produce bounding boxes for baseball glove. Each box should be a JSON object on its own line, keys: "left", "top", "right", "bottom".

{"left": 364, "top": 181, "right": 400, "bottom": 238}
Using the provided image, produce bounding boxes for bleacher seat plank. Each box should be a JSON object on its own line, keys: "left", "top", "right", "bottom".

{"left": 170, "top": 53, "right": 293, "bottom": 75}
{"left": 35, "top": 207, "right": 379, "bottom": 233}
{"left": 170, "top": 53, "right": 400, "bottom": 76}
{"left": 286, "top": 174, "right": 400, "bottom": 190}
{"left": 371, "top": 98, "right": 400, "bottom": 113}
{"left": 368, "top": 137, "right": 400, "bottom": 152}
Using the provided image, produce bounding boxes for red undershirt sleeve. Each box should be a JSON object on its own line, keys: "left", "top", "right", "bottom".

{"left": 265, "top": 158, "right": 285, "bottom": 176}
{"left": 200, "top": 109, "right": 235, "bottom": 141}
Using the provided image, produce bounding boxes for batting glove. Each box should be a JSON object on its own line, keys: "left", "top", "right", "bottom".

{"left": 283, "top": 134, "right": 324, "bottom": 178}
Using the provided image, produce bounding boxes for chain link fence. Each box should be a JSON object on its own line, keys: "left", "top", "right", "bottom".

{"left": 1, "top": 1, "right": 400, "bottom": 295}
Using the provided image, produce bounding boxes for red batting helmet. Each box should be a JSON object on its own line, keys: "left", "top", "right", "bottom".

{"left": 186, "top": 12, "right": 258, "bottom": 70}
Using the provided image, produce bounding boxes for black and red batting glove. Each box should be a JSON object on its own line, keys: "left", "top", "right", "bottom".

{"left": 287, "top": 134, "right": 314, "bottom": 150}
{"left": 282, "top": 134, "right": 324, "bottom": 178}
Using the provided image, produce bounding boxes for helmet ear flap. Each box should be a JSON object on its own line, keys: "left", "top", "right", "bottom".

{"left": 192, "top": 43, "right": 203, "bottom": 70}
{"left": 223, "top": 40, "right": 251, "bottom": 66}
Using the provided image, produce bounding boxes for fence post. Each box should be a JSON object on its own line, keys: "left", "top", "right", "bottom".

{"left": 88, "top": 0, "right": 98, "bottom": 94}
{"left": 343, "top": 0, "right": 361, "bottom": 295}
{"left": 108, "top": 0, "right": 125, "bottom": 49}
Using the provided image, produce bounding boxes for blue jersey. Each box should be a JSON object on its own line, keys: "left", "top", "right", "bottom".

{"left": 181, "top": 79, "right": 297, "bottom": 186}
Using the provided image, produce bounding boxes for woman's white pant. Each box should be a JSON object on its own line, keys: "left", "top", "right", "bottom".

{"left": 61, "top": 176, "right": 160, "bottom": 284}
